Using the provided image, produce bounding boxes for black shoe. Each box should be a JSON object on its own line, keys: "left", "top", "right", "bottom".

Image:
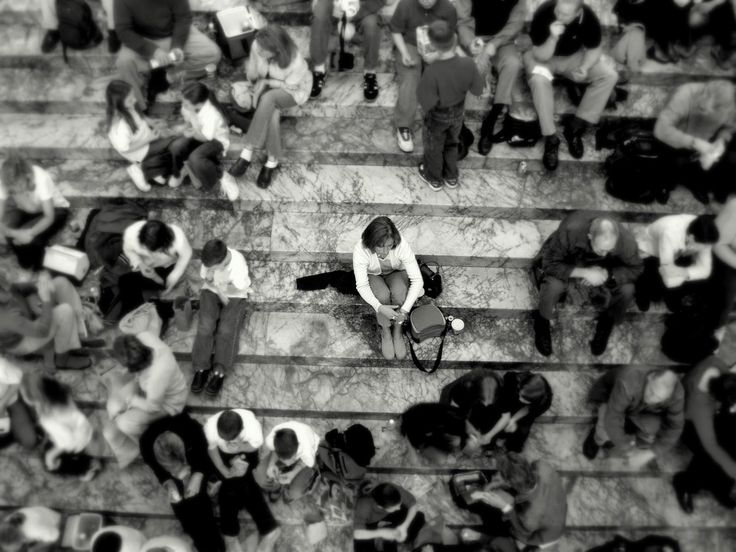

{"left": 204, "top": 371, "right": 224, "bottom": 397}
{"left": 228, "top": 158, "right": 250, "bottom": 178}
{"left": 543, "top": 135, "right": 560, "bottom": 171}
{"left": 673, "top": 472, "right": 694, "bottom": 514}
{"left": 363, "top": 73, "right": 379, "bottom": 101}
{"left": 107, "top": 30, "right": 121, "bottom": 54}
{"left": 478, "top": 134, "right": 493, "bottom": 156}
{"left": 458, "top": 123, "right": 474, "bottom": 161}
{"left": 635, "top": 291, "right": 651, "bottom": 313}
{"left": 563, "top": 125, "right": 585, "bottom": 159}
{"left": 533, "top": 312, "right": 553, "bottom": 357}
{"left": 310, "top": 71, "right": 325, "bottom": 98}
{"left": 41, "top": 30, "right": 60, "bottom": 53}
{"left": 146, "top": 67, "right": 170, "bottom": 109}
{"left": 257, "top": 165, "right": 277, "bottom": 189}
{"left": 582, "top": 426, "right": 601, "bottom": 460}
{"left": 191, "top": 369, "right": 209, "bottom": 394}
{"left": 590, "top": 316, "right": 614, "bottom": 356}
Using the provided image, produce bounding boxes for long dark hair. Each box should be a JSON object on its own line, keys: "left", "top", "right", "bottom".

{"left": 181, "top": 81, "right": 229, "bottom": 123}
{"left": 254, "top": 25, "right": 298, "bottom": 69}
{"left": 105, "top": 79, "right": 142, "bottom": 134}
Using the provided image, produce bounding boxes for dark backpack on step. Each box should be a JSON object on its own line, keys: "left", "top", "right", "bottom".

{"left": 317, "top": 424, "right": 376, "bottom": 487}
{"left": 56, "top": 0, "right": 103, "bottom": 62}
{"left": 604, "top": 130, "right": 665, "bottom": 204}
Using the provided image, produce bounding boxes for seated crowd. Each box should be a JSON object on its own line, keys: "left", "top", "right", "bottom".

{"left": 0, "top": 0, "right": 735, "bottom": 551}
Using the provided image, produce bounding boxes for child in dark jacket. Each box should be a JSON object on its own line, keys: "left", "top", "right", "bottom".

{"left": 417, "top": 20, "right": 484, "bottom": 191}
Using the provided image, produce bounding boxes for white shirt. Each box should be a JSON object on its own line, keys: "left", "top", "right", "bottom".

{"left": 264, "top": 421, "right": 320, "bottom": 468}
{"left": 200, "top": 248, "right": 251, "bottom": 299}
{"left": 16, "top": 507, "right": 61, "bottom": 544}
{"left": 0, "top": 165, "right": 69, "bottom": 213}
{"left": 39, "top": 404, "right": 93, "bottom": 453}
{"left": 141, "top": 535, "right": 193, "bottom": 552}
{"left": 108, "top": 112, "right": 157, "bottom": 163}
{"left": 182, "top": 100, "right": 231, "bottom": 152}
{"left": 352, "top": 237, "right": 424, "bottom": 312}
{"left": 637, "top": 214, "right": 712, "bottom": 284}
{"left": 136, "top": 332, "right": 188, "bottom": 416}
{"left": 204, "top": 409, "right": 264, "bottom": 454}
{"left": 123, "top": 220, "right": 190, "bottom": 272}
{"left": 90, "top": 526, "right": 146, "bottom": 552}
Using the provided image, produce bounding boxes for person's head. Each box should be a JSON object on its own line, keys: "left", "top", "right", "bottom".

{"left": 417, "top": 0, "right": 438, "bottom": 10}
{"left": 554, "top": 0, "right": 584, "bottom": 24}
{"left": 273, "top": 428, "right": 299, "bottom": 461}
{"left": 105, "top": 79, "right": 139, "bottom": 132}
{"left": 1, "top": 153, "right": 33, "bottom": 196}
{"left": 181, "top": 80, "right": 210, "bottom": 111}
{"left": 217, "top": 410, "right": 244, "bottom": 441}
{"left": 643, "top": 369, "right": 679, "bottom": 405}
{"left": 371, "top": 482, "right": 404, "bottom": 512}
{"left": 254, "top": 25, "right": 297, "bottom": 69}
{"left": 495, "top": 452, "right": 538, "bottom": 496}
{"left": 91, "top": 531, "right": 122, "bottom": 552}
{"left": 685, "top": 215, "right": 719, "bottom": 250}
{"left": 138, "top": 220, "right": 175, "bottom": 253}
{"left": 427, "top": 20, "right": 455, "bottom": 53}
{"left": 362, "top": 216, "right": 402, "bottom": 259}
{"left": 113, "top": 334, "right": 154, "bottom": 373}
{"left": 201, "top": 239, "right": 230, "bottom": 269}
{"left": 709, "top": 373, "right": 736, "bottom": 413}
{"left": 518, "top": 373, "right": 548, "bottom": 405}
{"left": 697, "top": 80, "right": 736, "bottom": 118}
{"left": 588, "top": 217, "right": 620, "bottom": 256}
{"left": 153, "top": 431, "right": 190, "bottom": 480}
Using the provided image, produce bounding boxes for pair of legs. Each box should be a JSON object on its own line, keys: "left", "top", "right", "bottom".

{"left": 236, "top": 89, "right": 297, "bottom": 167}
{"left": 394, "top": 43, "right": 421, "bottom": 135}
{"left": 422, "top": 103, "right": 465, "bottom": 185}
{"left": 3, "top": 207, "right": 69, "bottom": 270}
{"left": 368, "top": 270, "right": 409, "bottom": 360}
{"left": 115, "top": 27, "right": 221, "bottom": 108}
{"left": 169, "top": 481, "right": 226, "bottom": 552}
{"left": 170, "top": 138, "right": 224, "bottom": 190}
{"left": 138, "top": 136, "right": 193, "bottom": 185}
{"left": 252, "top": 452, "right": 317, "bottom": 503}
{"left": 592, "top": 404, "right": 660, "bottom": 451}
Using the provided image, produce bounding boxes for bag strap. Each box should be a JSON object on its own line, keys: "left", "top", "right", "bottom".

{"left": 404, "top": 321, "right": 448, "bottom": 374}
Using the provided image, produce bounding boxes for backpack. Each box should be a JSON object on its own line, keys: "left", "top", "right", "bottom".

{"left": 317, "top": 424, "right": 375, "bottom": 487}
{"left": 56, "top": 0, "right": 102, "bottom": 62}
{"left": 604, "top": 130, "right": 666, "bottom": 204}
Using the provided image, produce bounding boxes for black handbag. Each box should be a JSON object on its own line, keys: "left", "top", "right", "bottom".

{"left": 420, "top": 261, "right": 442, "bottom": 298}
{"left": 404, "top": 305, "right": 449, "bottom": 374}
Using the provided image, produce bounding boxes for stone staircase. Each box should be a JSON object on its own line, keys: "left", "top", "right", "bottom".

{"left": 1, "top": 0, "right": 736, "bottom": 550}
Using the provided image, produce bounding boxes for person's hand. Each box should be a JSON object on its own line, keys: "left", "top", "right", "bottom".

{"left": 626, "top": 448, "right": 656, "bottom": 469}
{"left": 395, "top": 308, "right": 409, "bottom": 324}
{"left": 230, "top": 455, "right": 249, "bottom": 478}
{"left": 164, "top": 274, "right": 178, "bottom": 294}
{"left": 163, "top": 479, "right": 182, "bottom": 503}
{"left": 550, "top": 21, "right": 566, "bottom": 37}
{"left": 152, "top": 48, "right": 171, "bottom": 68}
{"left": 266, "top": 464, "right": 280, "bottom": 480}
{"left": 377, "top": 304, "right": 400, "bottom": 322}
{"left": 571, "top": 67, "right": 588, "bottom": 82}
{"left": 469, "top": 37, "right": 484, "bottom": 56}
{"left": 692, "top": 137, "right": 715, "bottom": 156}
{"left": 505, "top": 419, "right": 518, "bottom": 433}
{"left": 401, "top": 50, "right": 417, "bottom": 67}
{"left": 394, "top": 525, "right": 408, "bottom": 542}
{"left": 12, "top": 229, "right": 34, "bottom": 245}
{"left": 184, "top": 472, "right": 203, "bottom": 498}
{"left": 170, "top": 48, "right": 184, "bottom": 65}
{"left": 483, "top": 41, "right": 497, "bottom": 58}
{"left": 36, "top": 272, "right": 54, "bottom": 303}
{"left": 582, "top": 267, "right": 608, "bottom": 287}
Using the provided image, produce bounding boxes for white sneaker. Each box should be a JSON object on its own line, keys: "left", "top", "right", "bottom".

{"left": 168, "top": 173, "right": 184, "bottom": 188}
{"left": 126, "top": 164, "right": 151, "bottom": 192}
{"left": 221, "top": 173, "right": 240, "bottom": 202}
{"left": 396, "top": 127, "right": 414, "bottom": 153}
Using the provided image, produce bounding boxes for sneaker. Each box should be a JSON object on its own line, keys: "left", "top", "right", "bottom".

{"left": 168, "top": 173, "right": 184, "bottom": 188}
{"left": 363, "top": 73, "right": 379, "bottom": 101}
{"left": 127, "top": 164, "right": 151, "bottom": 192}
{"left": 590, "top": 316, "right": 614, "bottom": 356}
{"left": 220, "top": 173, "right": 240, "bottom": 202}
{"left": 107, "top": 30, "right": 121, "bottom": 54}
{"left": 191, "top": 369, "right": 210, "bottom": 394}
{"left": 310, "top": 71, "right": 326, "bottom": 98}
{"left": 444, "top": 178, "right": 458, "bottom": 189}
{"left": 532, "top": 311, "right": 553, "bottom": 357}
{"left": 418, "top": 163, "right": 442, "bottom": 191}
{"left": 542, "top": 135, "right": 560, "bottom": 171}
{"left": 204, "top": 371, "right": 225, "bottom": 397}
{"left": 396, "top": 127, "right": 414, "bottom": 153}
{"left": 41, "top": 30, "right": 60, "bottom": 53}
{"left": 563, "top": 124, "right": 585, "bottom": 159}
{"left": 582, "top": 426, "right": 600, "bottom": 460}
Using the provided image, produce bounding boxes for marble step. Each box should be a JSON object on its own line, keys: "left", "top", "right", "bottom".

{"left": 45, "top": 159, "right": 707, "bottom": 220}
{"left": 3, "top": 453, "right": 733, "bottom": 529}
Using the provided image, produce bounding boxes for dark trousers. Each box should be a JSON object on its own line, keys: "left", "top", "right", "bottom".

{"left": 179, "top": 138, "right": 224, "bottom": 189}
{"left": 4, "top": 207, "right": 69, "bottom": 270}
{"left": 117, "top": 265, "right": 174, "bottom": 320}
{"left": 191, "top": 289, "right": 247, "bottom": 375}
{"left": 353, "top": 512, "right": 426, "bottom": 552}
{"left": 538, "top": 275, "right": 635, "bottom": 323}
{"left": 172, "top": 485, "right": 225, "bottom": 552}
{"left": 218, "top": 469, "right": 278, "bottom": 537}
{"left": 635, "top": 257, "right": 700, "bottom": 312}
{"left": 141, "top": 136, "right": 193, "bottom": 183}
{"left": 702, "top": 255, "right": 736, "bottom": 330}
{"left": 422, "top": 103, "right": 465, "bottom": 183}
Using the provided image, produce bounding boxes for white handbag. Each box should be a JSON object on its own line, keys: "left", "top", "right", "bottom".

{"left": 43, "top": 245, "right": 90, "bottom": 282}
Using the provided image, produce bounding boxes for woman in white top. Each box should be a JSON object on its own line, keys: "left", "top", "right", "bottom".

{"left": 103, "top": 332, "right": 188, "bottom": 468}
{"left": 353, "top": 216, "right": 423, "bottom": 359}
{"left": 0, "top": 153, "right": 70, "bottom": 270}
{"left": 227, "top": 25, "right": 313, "bottom": 189}
{"left": 106, "top": 80, "right": 191, "bottom": 192}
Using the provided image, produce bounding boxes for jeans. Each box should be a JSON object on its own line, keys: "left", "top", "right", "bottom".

{"left": 191, "top": 290, "right": 247, "bottom": 375}
{"left": 219, "top": 469, "right": 279, "bottom": 537}
{"left": 422, "top": 103, "right": 465, "bottom": 182}
{"left": 368, "top": 271, "right": 408, "bottom": 328}
{"left": 241, "top": 89, "right": 297, "bottom": 161}
{"left": 172, "top": 484, "right": 225, "bottom": 552}
{"left": 177, "top": 138, "right": 224, "bottom": 189}
{"left": 3, "top": 206, "right": 69, "bottom": 270}
{"left": 538, "top": 276, "right": 635, "bottom": 323}
{"left": 310, "top": 0, "right": 381, "bottom": 70}
{"left": 394, "top": 44, "right": 422, "bottom": 128}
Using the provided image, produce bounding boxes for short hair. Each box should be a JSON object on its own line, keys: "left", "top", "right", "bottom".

{"left": 202, "top": 239, "right": 228, "bottom": 268}
{"left": 91, "top": 532, "right": 122, "bottom": 552}
{"left": 153, "top": 431, "right": 187, "bottom": 475}
{"left": 519, "top": 373, "right": 548, "bottom": 403}
{"left": 138, "top": 220, "right": 175, "bottom": 252}
{"left": 496, "top": 452, "right": 538, "bottom": 494}
{"left": 646, "top": 369, "right": 678, "bottom": 396}
{"left": 710, "top": 373, "right": 736, "bottom": 407}
{"left": 273, "top": 428, "right": 299, "bottom": 460}
{"left": 1, "top": 153, "right": 33, "bottom": 193}
{"left": 361, "top": 216, "right": 402, "bottom": 251}
{"left": 589, "top": 217, "right": 620, "bottom": 242}
{"left": 427, "top": 20, "right": 455, "bottom": 52}
{"left": 217, "top": 410, "right": 244, "bottom": 441}
{"left": 371, "top": 482, "right": 402, "bottom": 508}
{"left": 113, "top": 334, "right": 154, "bottom": 373}
{"left": 687, "top": 215, "right": 719, "bottom": 245}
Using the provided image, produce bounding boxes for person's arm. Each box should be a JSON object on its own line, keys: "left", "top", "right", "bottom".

{"left": 354, "top": 527, "right": 399, "bottom": 541}
{"left": 21, "top": 198, "right": 55, "bottom": 241}
{"left": 652, "top": 392, "right": 685, "bottom": 458}
{"left": 654, "top": 85, "right": 702, "bottom": 150}
{"left": 227, "top": 256, "right": 251, "bottom": 296}
{"left": 508, "top": 406, "right": 530, "bottom": 426}
{"left": 714, "top": 204, "right": 736, "bottom": 269}
{"left": 208, "top": 447, "right": 233, "bottom": 478}
{"left": 114, "top": 0, "right": 157, "bottom": 58}
{"left": 489, "top": 0, "right": 527, "bottom": 49}
{"left": 540, "top": 226, "right": 576, "bottom": 282}
{"left": 397, "top": 243, "right": 424, "bottom": 314}
{"left": 455, "top": 0, "right": 476, "bottom": 50}
{"left": 475, "top": 413, "right": 512, "bottom": 446}
{"left": 267, "top": 56, "right": 311, "bottom": 100}
{"left": 685, "top": 247, "right": 713, "bottom": 282}
{"left": 532, "top": 29, "right": 560, "bottom": 62}
{"left": 0, "top": 384, "right": 19, "bottom": 412}
{"left": 353, "top": 245, "right": 382, "bottom": 311}
{"left": 579, "top": 46, "right": 603, "bottom": 73}
{"left": 690, "top": 394, "right": 736, "bottom": 479}
{"left": 165, "top": 227, "right": 193, "bottom": 291}
{"left": 469, "top": 62, "right": 485, "bottom": 97}
{"left": 170, "top": 0, "right": 193, "bottom": 52}
{"left": 392, "top": 32, "right": 412, "bottom": 62}
{"left": 395, "top": 503, "right": 419, "bottom": 536}
{"left": 122, "top": 226, "right": 146, "bottom": 271}
{"left": 0, "top": 197, "right": 7, "bottom": 237}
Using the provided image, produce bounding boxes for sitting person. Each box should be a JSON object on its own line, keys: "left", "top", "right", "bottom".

{"left": 0, "top": 356, "right": 35, "bottom": 449}
{"left": 0, "top": 271, "right": 92, "bottom": 370}
{"left": 190, "top": 240, "right": 251, "bottom": 397}
{"left": 253, "top": 420, "right": 320, "bottom": 503}
{"left": 227, "top": 25, "right": 313, "bottom": 189}
{"left": 688, "top": 0, "right": 736, "bottom": 67}
{"left": 653, "top": 80, "right": 736, "bottom": 204}
{"left": 673, "top": 355, "right": 736, "bottom": 512}
{"left": 354, "top": 482, "right": 426, "bottom": 552}
{"left": 139, "top": 412, "right": 225, "bottom": 552}
{"left": 635, "top": 214, "right": 719, "bottom": 312}
{"left": 310, "top": 0, "right": 383, "bottom": 101}
{"left": 103, "top": 332, "right": 188, "bottom": 467}
{"left": 0, "top": 153, "right": 70, "bottom": 270}
{"left": 532, "top": 211, "right": 643, "bottom": 357}
{"left": 106, "top": 79, "right": 189, "bottom": 191}
{"left": 584, "top": 366, "right": 685, "bottom": 469}
{"left": 401, "top": 402, "right": 477, "bottom": 461}
{"left": 524, "top": 0, "right": 619, "bottom": 170}
{"left": 352, "top": 216, "right": 423, "bottom": 360}
{"left": 204, "top": 409, "right": 263, "bottom": 479}
{"left": 0, "top": 506, "right": 62, "bottom": 552}
{"left": 465, "top": 452, "right": 567, "bottom": 551}
{"left": 496, "top": 371, "right": 553, "bottom": 452}
{"left": 40, "top": 0, "right": 118, "bottom": 53}
{"left": 20, "top": 373, "right": 104, "bottom": 480}
{"left": 114, "top": 0, "right": 221, "bottom": 110}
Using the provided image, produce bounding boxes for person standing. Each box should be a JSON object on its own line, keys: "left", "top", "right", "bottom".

{"left": 40, "top": 0, "right": 119, "bottom": 53}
